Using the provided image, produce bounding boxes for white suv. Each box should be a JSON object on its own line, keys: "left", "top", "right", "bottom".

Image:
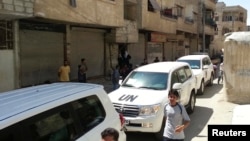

{"left": 177, "top": 55, "right": 214, "bottom": 95}
{"left": 0, "top": 83, "right": 126, "bottom": 141}
{"left": 108, "top": 62, "right": 196, "bottom": 140}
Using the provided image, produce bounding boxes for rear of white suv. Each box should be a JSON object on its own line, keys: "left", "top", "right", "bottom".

{"left": 177, "top": 55, "right": 214, "bottom": 95}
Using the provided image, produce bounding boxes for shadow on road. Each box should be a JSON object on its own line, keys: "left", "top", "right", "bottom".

{"left": 197, "top": 82, "right": 223, "bottom": 99}
{"left": 185, "top": 106, "right": 213, "bottom": 141}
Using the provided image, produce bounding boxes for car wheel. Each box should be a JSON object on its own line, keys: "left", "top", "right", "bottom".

{"left": 208, "top": 73, "right": 214, "bottom": 86}
{"left": 197, "top": 80, "right": 204, "bottom": 95}
{"left": 186, "top": 91, "right": 195, "bottom": 114}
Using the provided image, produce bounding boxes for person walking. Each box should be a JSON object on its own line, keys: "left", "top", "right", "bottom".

{"left": 163, "top": 90, "right": 190, "bottom": 141}
{"left": 101, "top": 127, "right": 119, "bottom": 141}
{"left": 111, "top": 65, "right": 120, "bottom": 90}
{"left": 217, "top": 62, "right": 224, "bottom": 84}
{"left": 154, "top": 57, "right": 160, "bottom": 62}
{"left": 58, "top": 60, "right": 71, "bottom": 82}
{"left": 140, "top": 58, "right": 148, "bottom": 66}
{"left": 78, "top": 58, "right": 88, "bottom": 83}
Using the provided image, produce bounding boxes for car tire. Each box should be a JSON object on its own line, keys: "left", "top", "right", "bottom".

{"left": 197, "top": 80, "right": 204, "bottom": 95}
{"left": 186, "top": 91, "right": 196, "bottom": 114}
{"left": 208, "top": 73, "right": 214, "bottom": 86}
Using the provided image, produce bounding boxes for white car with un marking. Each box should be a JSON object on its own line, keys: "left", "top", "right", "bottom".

{"left": 108, "top": 61, "right": 197, "bottom": 140}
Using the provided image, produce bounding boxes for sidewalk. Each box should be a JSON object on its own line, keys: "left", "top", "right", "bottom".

{"left": 87, "top": 77, "right": 113, "bottom": 93}
{"left": 232, "top": 105, "right": 250, "bottom": 124}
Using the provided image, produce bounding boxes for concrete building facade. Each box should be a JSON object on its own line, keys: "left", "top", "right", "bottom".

{"left": 0, "top": 0, "right": 216, "bottom": 92}
{"left": 210, "top": 2, "right": 247, "bottom": 55}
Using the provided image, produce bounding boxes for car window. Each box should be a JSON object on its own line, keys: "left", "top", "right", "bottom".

{"left": 0, "top": 106, "right": 79, "bottom": 141}
{"left": 184, "top": 66, "right": 192, "bottom": 78}
{"left": 122, "top": 71, "right": 168, "bottom": 90}
{"left": 29, "top": 109, "right": 77, "bottom": 141}
{"left": 202, "top": 58, "right": 206, "bottom": 67}
{"left": 72, "top": 95, "right": 106, "bottom": 134}
{"left": 177, "top": 68, "right": 187, "bottom": 82}
{"left": 177, "top": 60, "right": 200, "bottom": 69}
{"left": 171, "top": 71, "right": 180, "bottom": 87}
{"left": 206, "top": 57, "right": 212, "bottom": 65}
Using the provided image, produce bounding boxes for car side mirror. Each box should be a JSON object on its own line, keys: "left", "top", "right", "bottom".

{"left": 118, "top": 76, "right": 123, "bottom": 85}
{"left": 203, "top": 65, "right": 209, "bottom": 69}
{"left": 119, "top": 80, "right": 123, "bottom": 85}
{"left": 172, "top": 83, "right": 182, "bottom": 90}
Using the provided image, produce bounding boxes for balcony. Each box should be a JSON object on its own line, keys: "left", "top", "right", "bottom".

{"left": 0, "top": 0, "right": 34, "bottom": 20}
{"left": 174, "top": 0, "right": 185, "bottom": 7}
{"left": 204, "top": 0, "right": 216, "bottom": 11}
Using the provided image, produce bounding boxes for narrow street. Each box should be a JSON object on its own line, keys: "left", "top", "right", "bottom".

{"left": 126, "top": 79, "right": 238, "bottom": 141}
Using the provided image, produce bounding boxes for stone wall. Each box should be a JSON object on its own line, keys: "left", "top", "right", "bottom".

{"left": 224, "top": 32, "right": 250, "bottom": 104}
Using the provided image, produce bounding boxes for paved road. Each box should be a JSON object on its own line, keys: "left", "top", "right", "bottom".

{"left": 126, "top": 79, "right": 238, "bottom": 141}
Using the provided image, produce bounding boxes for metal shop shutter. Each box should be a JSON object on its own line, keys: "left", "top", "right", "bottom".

{"left": 20, "top": 30, "right": 64, "bottom": 87}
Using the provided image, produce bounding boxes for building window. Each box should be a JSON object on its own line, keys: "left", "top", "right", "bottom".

{"left": 148, "top": 0, "right": 160, "bottom": 12}
{"left": 69, "top": 0, "right": 76, "bottom": 7}
{"left": 176, "top": 6, "right": 183, "bottom": 17}
{"left": 0, "top": 21, "right": 13, "bottom": 50}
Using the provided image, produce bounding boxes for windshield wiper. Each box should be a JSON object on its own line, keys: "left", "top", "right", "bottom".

{"left": 138, "top": 86, "right": 159, "bottom": 90}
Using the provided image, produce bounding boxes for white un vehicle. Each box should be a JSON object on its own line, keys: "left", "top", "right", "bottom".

{"left": 108, "top": 61, "right": 196, "bottom": 140}
{"left": 177, "top": 54, "right": 214, "bottom": 95}
{"left": 0, "top": 83, "right": 126, "bottom": 141}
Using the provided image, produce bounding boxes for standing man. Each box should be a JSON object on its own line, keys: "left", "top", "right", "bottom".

{"left": 78, "top": 58, "right": 88, "bottom": 82}
{"left": 58, "top": 60, "right": 71, "bottom": 82}
{"left": 112, "top": 65, "right": 120, "bottom": 90}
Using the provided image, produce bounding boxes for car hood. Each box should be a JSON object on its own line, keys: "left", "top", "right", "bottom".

{"left": 108, "top": 87, "right": 169, "bottom": 105}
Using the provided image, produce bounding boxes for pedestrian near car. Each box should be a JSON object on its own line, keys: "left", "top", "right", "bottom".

{"left": 163, "top": 90, "right": 190, "bottom": 141}
{"left": 154, "top": 57, "right": 160, "bottom": 62}
{"left": 140, "top": 58, "right": 148, "bottom": 66}
{"left": 78, "top": 58, "right": 88, "bottom": 83}
{"left": 58, "top": 60, "right": 71, "bottom": 82}
{"left": 217, "top": 62, "right": 224, "bottom": 84}
{"left": 101, "top": 127, "right": 119, "bottom": 141}
{"left": 112, "top": 65, "right": 120, "bottom": 90}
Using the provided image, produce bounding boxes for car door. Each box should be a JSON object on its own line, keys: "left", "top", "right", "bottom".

{"left": 206, "top": 57, "right": 214, "bottom": 79}
{"left": 202, "top": 58, "right": 209, "bottom": 82}
{"left": 175, "top": 67, "right": 191, "bottom": 106}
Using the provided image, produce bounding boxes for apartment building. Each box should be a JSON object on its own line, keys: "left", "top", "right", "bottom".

{"left": 210, "top": 2, "right": 247, "bottom": 55}
{"left": 0, "top": 0, "right": 216, "bottom": 92}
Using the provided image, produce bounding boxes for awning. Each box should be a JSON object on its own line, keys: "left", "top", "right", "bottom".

{"left": 149, "top": 0, "right": 161, "bottom": 11}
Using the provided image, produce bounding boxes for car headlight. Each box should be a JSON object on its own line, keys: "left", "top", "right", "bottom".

{"left": 139, "top": 104, "right": 160, "bottom": 116}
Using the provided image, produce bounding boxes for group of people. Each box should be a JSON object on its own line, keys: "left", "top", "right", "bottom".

{"left": 58, "top": 58, "right": 88, "bottom": 83}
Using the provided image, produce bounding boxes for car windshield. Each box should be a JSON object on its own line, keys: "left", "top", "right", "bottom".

{"left": 122, "top": 71, "right": 168, "bottom": 90}
{"left": 177, "top": 60, "right": 200, "bottom": 69}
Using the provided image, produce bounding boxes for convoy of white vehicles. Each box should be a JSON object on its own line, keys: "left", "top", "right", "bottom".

{"left": 177, "top": 55, "right": 214, "bottom": 95}
{"left": 0, "top": 54, "right": 215, "bottom": 141}
{"left": 108, "top": 61, "right": 197, "bottom": 140}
